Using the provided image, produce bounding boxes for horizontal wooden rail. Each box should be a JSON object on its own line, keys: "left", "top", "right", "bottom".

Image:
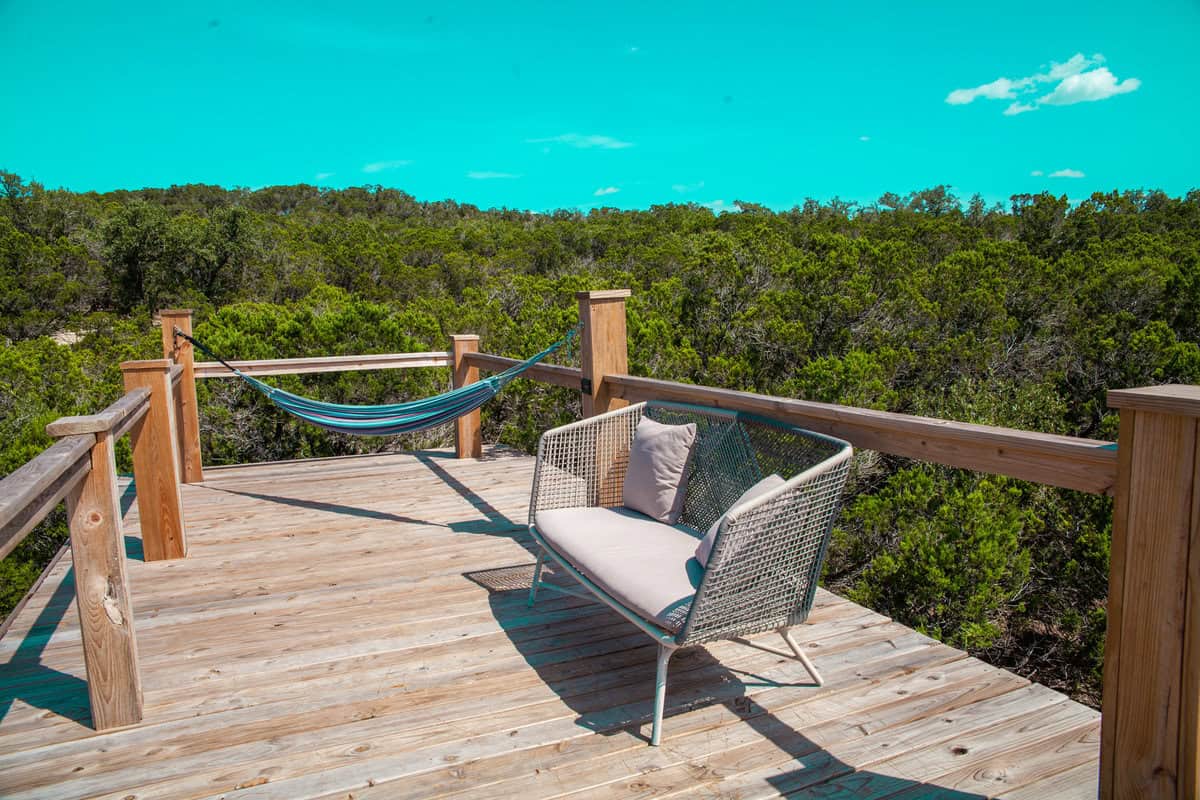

{"left": 0, "top": 379, "right": 174, "bottom": 730}
{"left": 193, "top": 351, "right": 452, "bottom": 378}
{"left": 46, "top": 387, "right": 151, "bottom": 440}
{"left": 0, "top": 434, "right": 95, "bottom": 560}
{"left": 1, "top": 388, "right": 153, "bottom": 561}
{"left": 607, "top": 374, "right": 1118, "bottom": 495}
{"left": 464, "top": 352, "right": 583, "bottom": 390}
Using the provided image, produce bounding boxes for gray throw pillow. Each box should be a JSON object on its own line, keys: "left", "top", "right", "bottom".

{"left": 621, "top": 417, "right": 698, "bottom": 524}
{"left": 695, "top": 473, "right": 785, "bottom": 566}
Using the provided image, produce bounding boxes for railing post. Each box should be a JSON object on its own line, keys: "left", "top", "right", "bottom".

{"left": 121, "top": 360, "right": 188, "bottom": 561}
{"left": 48, "top": 425, "right": 143, "bottom": 730}
{"left": 450, "top": 334, "right": 482, "bottom": 459}
{"left": 159, "top": 309, "right": 204, "bottom": 483}
{"left": 1102, "top": 385, "right": 1200, "bottom": 799}
{"left": 577, "top": 289, "right": 631, "bottom": 418}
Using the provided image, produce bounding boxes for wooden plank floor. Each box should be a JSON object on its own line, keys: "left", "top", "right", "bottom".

{"left": 0, "top": 446, "right": 1100, "bottom": 799}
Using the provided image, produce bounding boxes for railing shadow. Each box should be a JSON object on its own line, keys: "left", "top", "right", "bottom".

{"left": 412, "top": 451, "right": 528, "bottom": 537}
{"left": 0, "top": 568, "right": 92, "bottom": 726}
{"left": 120, "top": 479, "right": 144, "bottom": 561}
{"left": 1, "top": 479, "right": 141, "bottom": 727}
{"left": 463, "top": 562, "right": 985, "bottom": 798}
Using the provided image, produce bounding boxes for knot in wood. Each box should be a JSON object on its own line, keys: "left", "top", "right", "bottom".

{"left": 977, "top": 766, "right": 1008, "bottom": 781}
{"left": 103, "top": 581, "right": 125, "bottom": 625}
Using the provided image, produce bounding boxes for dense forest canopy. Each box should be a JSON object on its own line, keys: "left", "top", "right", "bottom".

{"left": 3, "top": 171, "right": 1199, "bottom": 707}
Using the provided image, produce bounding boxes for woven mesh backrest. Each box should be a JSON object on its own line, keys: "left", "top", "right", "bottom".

{"left": 644, "top": 404, "right": 759, "bottom": 532}
{"left": 529, "top": 404, "right": 645, "bottom": 519}
{"left": 644, "top": 403, "right": 842, "bottom": 533}
{"left": 643, "top": 404, "right": 851, "bottom": 645}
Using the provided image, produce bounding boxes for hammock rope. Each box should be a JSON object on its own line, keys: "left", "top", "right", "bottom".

{"left": 175, "top": 325, "right": 579, "bottom": 436}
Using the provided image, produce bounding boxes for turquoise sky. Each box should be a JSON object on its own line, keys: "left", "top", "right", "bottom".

{"left": 3, "top": 1, "right": 1196, "bottom": 211}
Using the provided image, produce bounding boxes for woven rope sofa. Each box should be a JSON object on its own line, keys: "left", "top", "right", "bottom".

{"left": 527, "top": 400, "right": 853, "bottom": 745}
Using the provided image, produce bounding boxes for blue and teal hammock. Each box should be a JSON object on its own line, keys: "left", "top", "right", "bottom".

{"left": 177, "top": 326, "right": 578, "bottom": 437}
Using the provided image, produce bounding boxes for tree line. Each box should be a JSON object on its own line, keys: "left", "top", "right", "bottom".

{"left": 3, "top": 170, "right": 1199, "bottom": 706}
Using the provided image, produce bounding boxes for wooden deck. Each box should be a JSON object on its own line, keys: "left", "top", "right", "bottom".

{"left": 0, "top": 447, "right": 1100, "bottom": 799}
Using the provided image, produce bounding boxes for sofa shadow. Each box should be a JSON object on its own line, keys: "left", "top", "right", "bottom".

{"left": 463, "top": 562, "right": 986, "bottom": 798}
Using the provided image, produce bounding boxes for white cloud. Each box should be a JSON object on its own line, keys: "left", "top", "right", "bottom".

{"left": 946, "top": 53, "right": 1138, "bottom": 115}
{"left": 672, "top": 180, "right": 705, "bottom": 193}
{"left": 628, "top": 46, "right": 640, "bottom": 54}
{"left": 528, "top": 133, "right": 634, "bottom": 150}
{"left": 362, "top": 159, "right": 411, "bottom": 173}
{"left": 1003, "top": 102, "right": 1036, "bottom": 116}
{"left": 858, "top": 135, "right": 871, "bottom": 142}
{"left": 1050, "top": 168, "right": 1086, "bottom": 178}
{"left": 946, "top": 77, "right": 1024, "bottom": 105}
{"left": 314, "top": 172, "right": 335, "bottom": 181}
{"left": 700, "top": 200, "right": 732, "bottom": 212}
{"left": 1047, "top": 52, "right": 1104, "bottom": 81}
{"left": 1030, "top": 170, "right": 1044, "bottom": 176}
{"left": 1038, "top": 67, "right": 1140, "bottom": 106}
{"left": 593, "top": 186, "right": 620, "bottom": 196}
{"left": 467, "top": 171, "right": 521, "bottom": 180}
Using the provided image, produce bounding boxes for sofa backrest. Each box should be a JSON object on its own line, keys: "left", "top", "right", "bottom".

{"left": 643, "top": 401, "right": 852, "bottom": 644}
{"left": 643, "top": 402, "right": 844, "bottom": 534}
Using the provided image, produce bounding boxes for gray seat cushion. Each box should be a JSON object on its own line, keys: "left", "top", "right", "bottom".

{"left": 534, "top": 506, "right": 704, "bottom": 632}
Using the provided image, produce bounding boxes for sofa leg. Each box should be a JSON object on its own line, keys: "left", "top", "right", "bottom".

{"left": 651, "top": 645, "right": 673, "bottom": 746}
{"left": 779, "top": 627, "right": 823, "bottom": 686}
{"left": 528, "top": 551, "right": 545, "bottom": 608}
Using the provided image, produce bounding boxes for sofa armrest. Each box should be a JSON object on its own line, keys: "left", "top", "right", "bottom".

{"left": 679, "top": 445, "right": 852, "bottom": 644}
{"left": 529, "top": 403, "right": 646, "bottom": 522}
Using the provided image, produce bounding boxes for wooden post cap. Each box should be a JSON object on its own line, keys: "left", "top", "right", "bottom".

{"left": 576, "top": 289, "right": 632, "bottom": 301}
{"left": 1108, "top": 385, "right": 1200, "bottom": 418}
{"left": 449, "top": 334, "right": 481, "bottom": 341}
{"left": 158, "top": 308, "right": 194, "bottom": 317}
{"left": 120, "top": 359, "right": 173, "bottom": 373}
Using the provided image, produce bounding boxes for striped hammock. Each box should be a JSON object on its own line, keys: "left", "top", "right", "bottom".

{"left": 179, "top": 327, "right": 577, "bottom": 437}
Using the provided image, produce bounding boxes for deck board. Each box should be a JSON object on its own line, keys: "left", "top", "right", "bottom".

{"left": 0, "top": 446, "right": 1099, "bottom": 799}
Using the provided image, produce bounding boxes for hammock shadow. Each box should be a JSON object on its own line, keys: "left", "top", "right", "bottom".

{"left": 197, "top": 449, "right": 530, "bottom": 538}
{"left": 462, "top": 563, "right": 987, "bottom": 797}
{"left": 201, "top": 486, "right": 450, "bottom": 527}
{"left": 0, "top": 566, "right": 92, "bottom": 727}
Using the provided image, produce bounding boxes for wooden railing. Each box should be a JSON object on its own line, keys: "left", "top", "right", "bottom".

{"left": 4, "top": 292, "right": 1197, "bottom": 796}
{"left": 191, "top": 350, "right": 453, "bottom": 378}
{"left": 0, "top": 357, "right": 189, "bottom": 731}
{"left": 606, "top": 374, "right": 1118, "bottom": 495}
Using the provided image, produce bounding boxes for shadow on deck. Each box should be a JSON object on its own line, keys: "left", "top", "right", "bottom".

{"left": 0, "top": 447, "right": 1098, "bottom": 800}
